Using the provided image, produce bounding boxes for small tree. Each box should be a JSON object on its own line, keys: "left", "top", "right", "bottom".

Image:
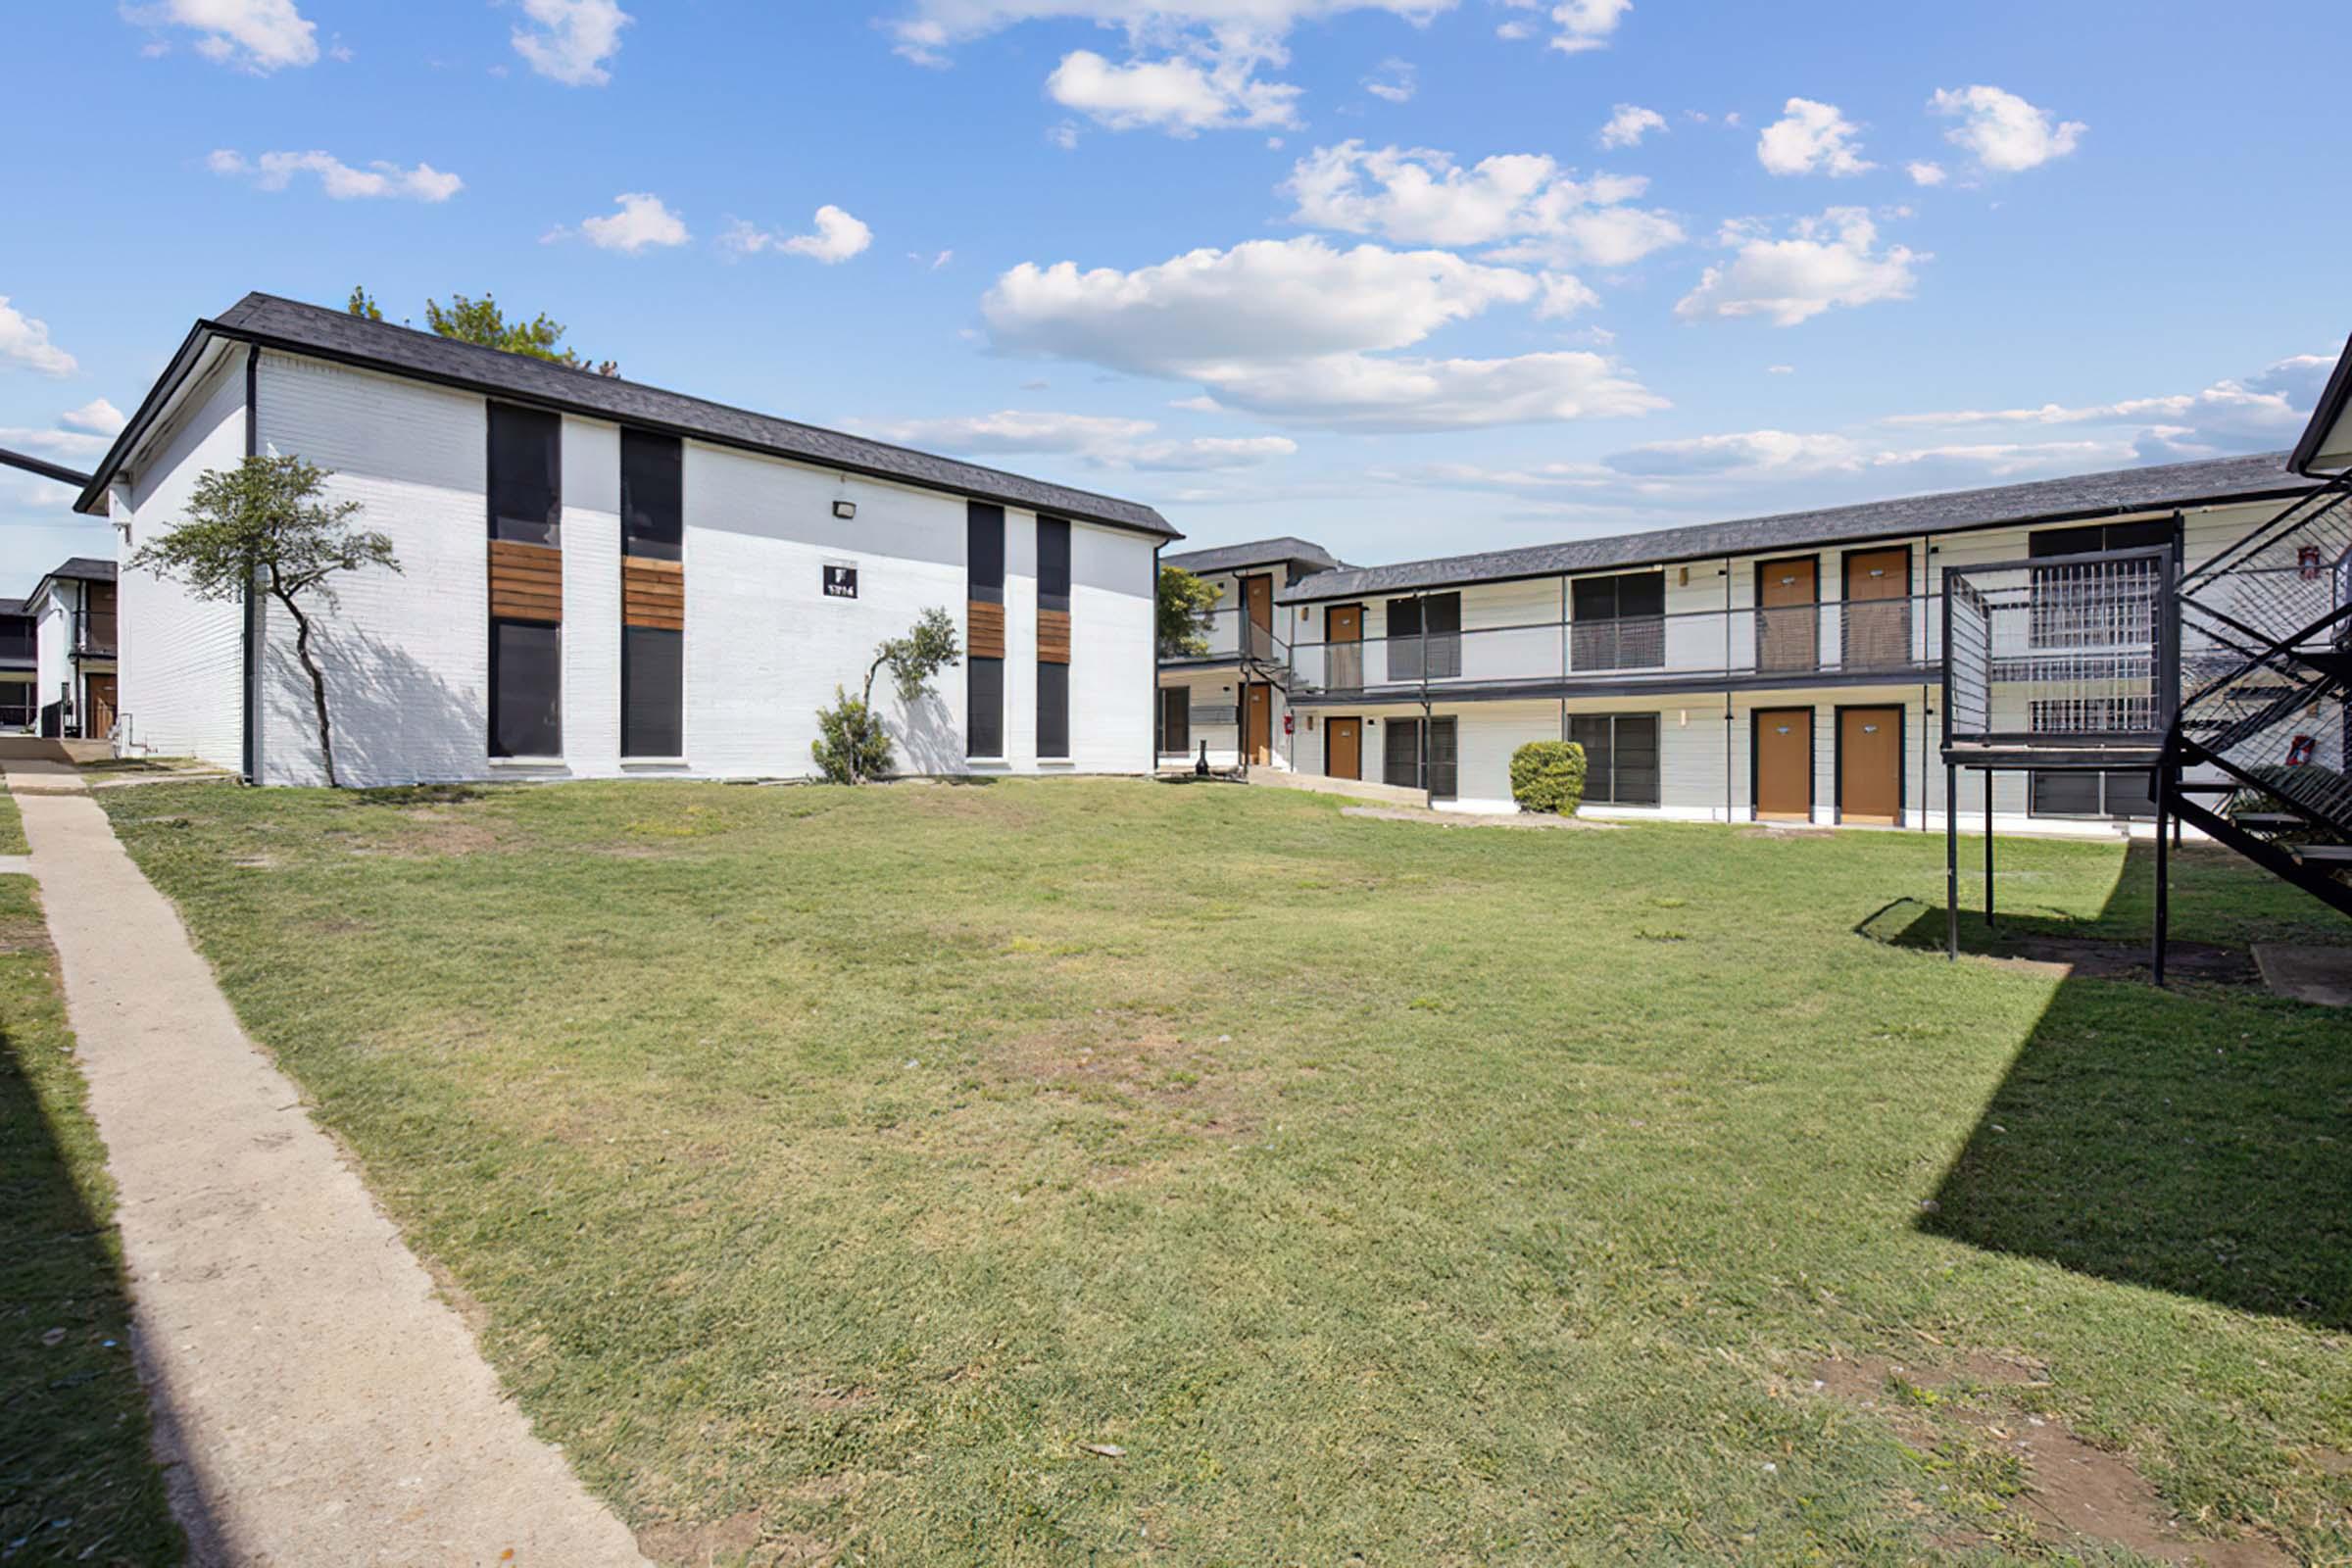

{"left": 348, "top": 286, "right": 619, "bottom": 376}
{"left": 1509, "top": 740, "right": 1588, "bottom": 815}
{"left": 127, "top": 456, "right": 399, "bottom": 788}
{"left": 812, "top": 608, "right": 961, "bottom": 784}
{"left": 1157, "top": 564, "right": 1222, "bottom": 658}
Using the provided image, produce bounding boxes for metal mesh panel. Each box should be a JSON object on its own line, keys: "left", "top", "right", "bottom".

{"left": 1941, "top": 548, "right": 2170, "bottom": 748}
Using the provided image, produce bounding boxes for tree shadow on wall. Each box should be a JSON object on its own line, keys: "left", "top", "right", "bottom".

{"left": 262, "top": 629, "right": 487, "bottom": 787}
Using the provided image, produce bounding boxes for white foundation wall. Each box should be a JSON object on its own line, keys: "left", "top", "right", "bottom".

{"left": 118, "top": 355, "right": 249, "bottom": 768}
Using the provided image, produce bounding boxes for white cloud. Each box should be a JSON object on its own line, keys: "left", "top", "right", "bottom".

{"left": 982, "top": 234, "right": 1662, "bottom": 430}
{"left": 208, "top": 148, "right": 464, "bottom": 201}
{"left": 863, "top": 408, "right": 1297, "bottom": 471}
{"left": 1364, "top": 57, "right": 1415, "bottom": 103}
{"left": 1535, "top": 271, "right": 1599, "bottom": 319}
{"left": 1047, "top": 45, "right": 1300, "bottom": 133}
{"left": 1607, "top": 429, "right": 1861, "bottom": 477}
{"left": 1906, "top": 160, "right": 1946, "bottom": 187}
{"left": 559, "top": 192, "right": 689, "bottom": 253}
{"left": 60, "top": 399, "right": 125, "bottom": 436}
{"left": 0, "top": 299, "right": 78, "bottom": 377}
{"left": 0, "top": 425, "right": 112, "bottom": 463}
{"left": 1596, "top": 103, "right": 1665, "bottom": 149}
{"left": 1496, "top": 0, "right": 1630, "bottom": 54}
{"left": 123, "top": 0, "right": 317, "bottom": 71}
{"left": 1766, "top": 364, "right": 1793, "bottom": 374}
{"left": 1284, "top": 141, "right": 1682, "bottom": 267}
{"left": 513, "top": 0, "right": 630, "bottom": 86}
{"left": 1048, "top": 120, "right": 1081, "bottom": 150}
{"left": 1929, "top": 84, "right": 2083, "bottom": 173}
{"left": 1886, "top": 353, "right": 2332, "bottom": 460}
{"left": 1756, "top": 97, "right": 1873, "bottom": 177}
{"left": 1674, "top": 208, "right": 1923, "bottom": 326}
{"left": 888, "top": 1, "right": 1458, "bottom": 64}
{"left": 722, "top": 205, "right": 874, "bottom": 264}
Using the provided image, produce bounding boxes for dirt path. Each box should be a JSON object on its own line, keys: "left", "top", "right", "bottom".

{"left": 4, "top": 758, "right": 646, "bottom": 1568}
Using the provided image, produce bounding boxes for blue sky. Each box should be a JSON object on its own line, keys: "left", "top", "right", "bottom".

{"left": 4, "top": 0, "right": 2347, "bottom": 594}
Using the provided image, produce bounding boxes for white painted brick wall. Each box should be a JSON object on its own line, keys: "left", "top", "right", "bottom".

{"left": 563, "top": 416, "right": 623, "bottom": 771}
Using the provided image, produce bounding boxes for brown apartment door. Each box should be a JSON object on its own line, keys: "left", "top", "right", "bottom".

{"left": 1841, "top": 548, "right": 1911, "bottom": 671}
{"left": 1838, "top": 707, "right": 1903, "bottom": 824}
{"left": 1244, "top": 681, "right": 1273, "bottom": 764}
{"left": 1327, "top": 603, "right": 1362, "bottom": 690}
{"left": 1757, "top": 557, "right": 1819, "bottom": 673}
{"left": 1242, "top": 574, "right": 1274, "bottom": 662}
{"left": 83, "top": 674, "right": 118, "bottom": 739}
{"left": 1753, "top": 708, "right": 1813, "bottom": 821}
{"left": 1326, "top": 717, "right": 1361, "bottom": 779}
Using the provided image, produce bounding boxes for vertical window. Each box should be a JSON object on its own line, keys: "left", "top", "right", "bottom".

{"left": 1038, "top": 516, "right": 1070, "bottom": 758}
{"left": 1158, "top": 687, "right": 1191, "bottom": 756}
{"left": 620, "top": 430, "right": 684, "bottom": 757}
{"left": 488, "top": 404, "right": 563, "bottom": 756}
{"left": 1382, "top": 716, "right": 1458, "bottom": 798}
{"left": 1571, "top": 572, "right": 1665, "bottom": 671}
{"left": 967, "top": 503, "right": 1005, "bottom": 757}
{"left": 1570, "top": 713, "right": 1661, "bottom": 806}
{"left": 1385, "top": 592, "right": 1460, "bottom": 682}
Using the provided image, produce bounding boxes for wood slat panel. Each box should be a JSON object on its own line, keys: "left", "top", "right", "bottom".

{"left": 623, "top": 557, "right": 686, "bottom": 630}
{"left": 625, "top": 606, "right": 685, "bottom": 631}
{"left": 489, "top": 539, "right": 563, "bottom": 623}
{"left": 968, "top": 600, "right": 1006, "bottom": 660}
{"left": 1037, "top": 609, "right": 1071, "bottom": 665}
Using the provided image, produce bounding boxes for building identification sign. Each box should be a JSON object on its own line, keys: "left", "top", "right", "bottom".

{"left": 823, "top": 564, "right": 858, "bottom": 600}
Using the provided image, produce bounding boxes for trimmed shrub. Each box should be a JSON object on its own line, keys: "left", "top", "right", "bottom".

{"left": 1510, "top": 740, "right": 1587, "bottom": 815}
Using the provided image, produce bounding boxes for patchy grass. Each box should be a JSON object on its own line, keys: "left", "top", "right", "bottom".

{"left": 0, "top": 873, "right": 183, "bottom": 1564}
{"left": 103, "top": 778, "right": 2352, "bottom": 1566}
{"left": 74, "top": 756, "right": 205, "bottom": 776}
{"left": 0, "top": 783, "right": 24, "bottom": 856}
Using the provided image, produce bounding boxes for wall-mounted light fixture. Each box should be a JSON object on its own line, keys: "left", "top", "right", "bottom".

{"left": 832, "top": 499, "right": 857, "bottom": 520}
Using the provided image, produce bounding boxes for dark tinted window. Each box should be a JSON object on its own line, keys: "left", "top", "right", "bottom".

{"left": 967, "top": 503, "right": 1005, "bottom": 604}
{"left": 1158, "top": 687, "right": 1190, "bottom": 755}
{"left": 1573, "top": 571, "right": 1665, "bottom": 620}
{"left": 1038, "top": 516, "right": 1071, "bottom": 612}
{"left": 490, "top": 619, "right": 562, "bottom": 757}
{"left": 622, "top": 626, "right": 683, "bottom": 757}
{"left": 488, "top": 405, "right": 561, "bottom": 546}
{"left": 968, "top": 657, "right": 1004, "bottom": 758}
{"left": 2030, "top": 518, "right": 2179, "bottom": 559}
{"left": 1038, "top": 661, "right": 1069, "bottom": 758}
{"left": 621, "top": 430, "right": 682, "bottom": 561}
{"left": 1570, "top": 713, "right": 1660, "bottom": 805}
{"left": 1382, "top": 717, "right": 1457, "bottom": 797}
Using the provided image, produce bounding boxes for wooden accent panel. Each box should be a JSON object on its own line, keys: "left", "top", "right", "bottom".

{"left": 968, "top": 600, "right": 1006, "bottom": 660}
{"left": 623, "top": 556, "right": 685, "bottom": 631}
{"left": 1037, "top": 609, "right": 1071, "bottom": 665}
{"left": 489, "top": 539, "right": 563, "bottom": 623}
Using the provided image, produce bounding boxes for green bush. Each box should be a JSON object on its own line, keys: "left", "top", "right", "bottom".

{"left": 1510, "top": 740, "right": 1587, "bottom": 815}
{"left": 811, "top": 689, "right": 892, "bottom": 784}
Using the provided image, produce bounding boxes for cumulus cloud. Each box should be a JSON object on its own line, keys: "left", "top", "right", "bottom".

{"left": 1606, "top": 429, "right": 1861, "bottom": 477}
{"left": 721, "top": 205, "right": 874, "bottom": 263}
{"left": 60, "top": 399, "right": 126, "bottom": 436}
{"left": 1363, "top": 57, "right": 1416, "bottom": 103}
{"left": 546, "top": 192, "right": 690, "bottom": 253}
{"left": 513, "top": 0, "right": 630, "bottom": 86}
{"left": 888, "top": 0, "right": 1458, "bottom": 64}
{"left": 0, "top": 299, "right": 78, "bottom": 377}
{"left": 1886, "top": 353, "right": 2332, "bottom": 460}
{"left": 863, "top": 409, "right": 1297, "bottom": 471}
{"left": 1496, "top": 0, "right": 1630, "bottom": 54}
{"left": 1906, "top": 160, "right": 1946, "bottom": 187}
{"left": 1929, "top": 84, "right": 2083, "bottom": 172}
{"left": 1756, "top": 98, "right": 1873, "bottom": 176}
{"left": 1283, "top": 141, "right": 1683, "bottom": 267}
{"left": 123, "top": 0, "right": 317, "bottom": 71}
{"left": 982, "top": 234, "right": 1662, "bottom": 430}
{"left": 1535, "top": 271, "right": 1600, "bottom": 319}
{"left": 1674, "top": 209, "right": 1923, "bottom": 326}
{"left": 1047, "top": 45, "right": 1299, "bottom": 134}
{"left": 1596, "top": 104, "right": 1665, "bottom": 149}
{"left": 207, "top": 148, "right": 463, "bottom": 201}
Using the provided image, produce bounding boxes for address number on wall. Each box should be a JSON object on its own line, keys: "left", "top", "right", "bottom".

{"left": 824, "top": 564, "right": 858, "bottom": 599}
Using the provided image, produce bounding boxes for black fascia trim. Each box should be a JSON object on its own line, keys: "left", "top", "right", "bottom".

{"left": 75, "top": 320, "right": 218, "bottom": 515}
{"left": 2290, "top": 331, "right": 2352, "bottom": 475}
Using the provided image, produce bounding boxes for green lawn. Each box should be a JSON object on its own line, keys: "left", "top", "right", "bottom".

{"left": 0, "top": 782, "right": 25, "bottom": 856}
{"left": 101, "top": 778, "right": 2351, "bottom": 1565}
{"left": 0, "top": 873, "right": 183, "bottom": 1565}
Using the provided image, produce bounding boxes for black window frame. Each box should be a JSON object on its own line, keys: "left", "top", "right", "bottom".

{"left": 1385, "top": 592, "right": 1461, "bottom": 683}
{"left": 967, "top": 654, "right": 1005, "bottom": 759}
{"left": 1569, "top": 712, "right": 1661, "bottom": 807}
{"left": 2030, "top": 768, "right": 2159, "bottom": 821}
{"left": 487, "top": 403, "right": 562, "bottom": 547}
{"left": 1570, "top": 570, "right": 1666, "bottom": 671}
{"left": 489, "top": 616, "right": 563, "bottom": 759}
{"left": 620, "top": 428, "right": 683, "bottom": 562}
{"left": 966, "top": 502, "right": 1005, "bottom": 758}
{"left": 621, "top": 624, "right": 684, "bottom": 759}
{"left": 967, "top": 502, "right": 1006, "bottom": 605}
{"left": 1037, "top": 515, "right": 1071, "bottom": 613}
{"left": 1158, "top": 687, "right": 1191, "bottom": 757}
{"left": 1382, "top": 715, "right": 1458, "bottom": 799}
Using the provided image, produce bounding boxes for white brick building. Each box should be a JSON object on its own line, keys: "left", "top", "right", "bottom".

{"left": 77, "top": 294, "right": 1176, "bottom": 786}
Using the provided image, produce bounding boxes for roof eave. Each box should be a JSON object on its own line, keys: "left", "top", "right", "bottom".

{"left": 75, "top": 319, "right": 224, "bottom": 516}
{"left": 2288, "top": 330, "right": 2352, "bottom": 476}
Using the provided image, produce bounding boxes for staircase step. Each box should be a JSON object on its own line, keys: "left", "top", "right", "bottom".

{"left": 2233, "top": 812, "right": 2307, "bottom": 829}
{"left": 2292, "top": 845, "right": 2352, "bottom": 865}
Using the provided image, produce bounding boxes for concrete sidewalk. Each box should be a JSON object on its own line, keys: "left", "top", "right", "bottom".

{"left": 4, "top": 760, "right": 646, "bottom": 1568}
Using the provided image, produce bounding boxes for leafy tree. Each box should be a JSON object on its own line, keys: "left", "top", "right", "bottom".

{"left": 811, "top": 608, "right": 962, "bottom": 784}
{"left": 1157, "top": 564, "right": 1223, "bottom": 658}
{"left": 126, "top": 456, "right": 400, "bottom": 789}
{"left": 346, "top": 286, "right": 618, "bottom": 376}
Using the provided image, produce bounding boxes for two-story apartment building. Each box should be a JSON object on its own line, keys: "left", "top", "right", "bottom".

{"left": 1172, "top": 453, "right": 2318, "bottom": 831}
{"left": 76, "top": 294, "right": 1176, "bottom": 786}
{"left": 0, "top": 597, "right": 34, "bottom": 731}
{"left": 1155, "top": 536, "right": 1344, "bottom": 770}
{"left": 24, "top": 559, "right": 118, "bottom": 739}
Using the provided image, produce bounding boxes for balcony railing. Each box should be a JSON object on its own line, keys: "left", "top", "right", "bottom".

{"left": 74, "top": 609, "right": 117, "bottom": 657}
{"left": 1161, "top": 605, "right": 1290, "bottom": 666}
{"left": 1285, "top": 593, "right": 1942, "bottom": 697}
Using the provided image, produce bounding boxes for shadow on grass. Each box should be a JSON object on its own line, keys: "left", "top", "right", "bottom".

{"left": 1878, "top": 843, "right": 2352, "bottom": 1330}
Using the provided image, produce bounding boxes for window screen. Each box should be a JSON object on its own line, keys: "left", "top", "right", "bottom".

{"left": 2032, "top": 768, "right": 2157, "bottom": 820}
{"left": 621, "top": 430, "right": 682, "bottom": 560}
{"left": 1382, "top": 717, "right": 1457, "bottom": 798}
{"left": 622, "top": 625, "right": 682, "bottom": 757}
{"left": 488, "top": 405, "right": 561, "bottom": 545}
{"left": 1038, "top": 516, "right": 1071, "bottom": 612}
{"left": 967, "top": 502, "right": 1005, "bottom": 603}
{"left": 1571, "top": 572, "right": 1665, "bottom": 671}
{"left": 968, "top": 657, "right": 1004, "bottom": 758}
{"left": 490, "top": 619, "right": 562, "bottom": 757}
{"left": 1385, "top": 593, "right": 1461, "bottom": 682}
{"left": 1038, "top": 661, "right": 1069, "bottom": 759}
{"left": 1572, "top": 713, "right": 1659, "bottom": 806}
{"left": 1158, "top": 687, "right": 1190, "bottom": 755}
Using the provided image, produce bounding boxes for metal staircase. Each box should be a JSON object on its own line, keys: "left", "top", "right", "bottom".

{"left": 2158, "top": 473, "right": 2352, "bottom": 939}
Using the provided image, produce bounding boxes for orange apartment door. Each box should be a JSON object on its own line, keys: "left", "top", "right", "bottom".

{"left": 1242, "top": 574, "right": 1274, "bottom": 661}
{"left": 1757, "top": 557, "right": 1819, "bottom": 672}
{"left": 1327, "top": 603, "right": 1362, "bottom": 689}
{"left": 83, "top": 674, "right": 118, "bottom": 738}
{"left": 1326, "top": 717, "right": 1361, "bottom": 779}
{"left": 1838, "top": 707, "right": 1903, "bottom": 824}
{"left": 1754, "top": 708, "right": 1813, "bottom": 820}
{"left": 1841, "top": 548, "right": 1910, "bottom": 670}
{"left": 1244, "top": 682, "right": 1272, "bottom": 764}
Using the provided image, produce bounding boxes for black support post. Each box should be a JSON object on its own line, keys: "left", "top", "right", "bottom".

{"left": 2153, "top": 763, "right": 2171, "bottom": 987}
{"left": 1984, "top": 774, "right": 1995, "bottom": 931}
{"left": 1945, "top": 763, "right": 1959, "bottom": 960}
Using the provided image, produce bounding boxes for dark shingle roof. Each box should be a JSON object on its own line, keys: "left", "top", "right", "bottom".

{"left": 46, "top": 558, "right": 116, "bottom": 583}
{"left": 1164, "top": 535, "right": 1345, "bottom": 576}
{"left": 0, "top": 598, "right": 27, "bottom": 617}
{"left": 102, "top": 293, "right": 1176, "bottom": 539}
{"left": 1281, "top": 452, "right": 2312, "bottom": 603}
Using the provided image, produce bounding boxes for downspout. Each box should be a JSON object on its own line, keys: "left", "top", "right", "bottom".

{"left": 1151, "top": 542, "right": 1163, "bottom": 773}
{"left": 240, "top": 345, "right": 261, "bottom": 786}
{"left": 1723, "top": 555, "right": 1734, "bottom": 824}
{"left": 1418, "top": 588, "right": 1432, "bottom": 809}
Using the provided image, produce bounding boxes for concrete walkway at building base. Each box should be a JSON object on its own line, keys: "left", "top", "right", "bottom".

{"left": 2, "top": 757, "right": 647, "bottom": 1568}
